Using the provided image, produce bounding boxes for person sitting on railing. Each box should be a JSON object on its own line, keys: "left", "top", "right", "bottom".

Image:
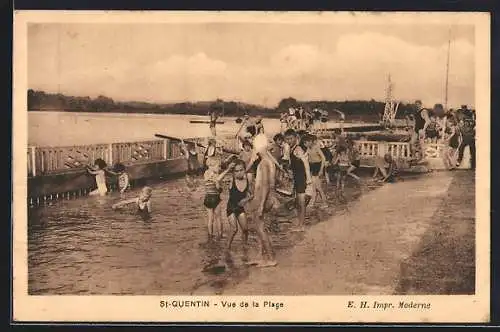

{"left": 279, "top": 112, "right": 288, "bottom": 133}
{"left": 112, "top": 186, "right": 153, "bottom": 221}
{"left": 287, "top": 107, "right": 298, "bottom": 130}
{"left": 372, "top": 153, "right": 397, "bottom": 183}
{"left": 86, "top": 158, "right": 108, "bottom": 197}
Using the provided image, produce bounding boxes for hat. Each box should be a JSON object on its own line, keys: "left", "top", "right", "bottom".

{"left": 253, "top": 133, "right": 269, "bottom": 154}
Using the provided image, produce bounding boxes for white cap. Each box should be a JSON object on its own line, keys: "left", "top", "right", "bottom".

{"left": 253, "top": 133, "right": 269, "bottom": 154}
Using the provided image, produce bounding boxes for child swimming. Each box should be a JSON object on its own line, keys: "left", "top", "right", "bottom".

{"left": 112, "top": 186, "right": 153, "bottom": 221}
{"left": 86, "top": 158, "right": 108, "bottom": 197}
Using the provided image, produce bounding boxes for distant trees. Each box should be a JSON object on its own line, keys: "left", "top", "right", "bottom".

{"left": 27, "top": 89, "right": 417, "bottom": 120}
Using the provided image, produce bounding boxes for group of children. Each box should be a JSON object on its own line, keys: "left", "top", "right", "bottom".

{"left": 85, "top": 158, "right": 153, "bottom": 220}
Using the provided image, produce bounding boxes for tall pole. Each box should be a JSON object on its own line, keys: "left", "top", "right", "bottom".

{"left": 444, "top": 28, "right": 451, "bottom": 111}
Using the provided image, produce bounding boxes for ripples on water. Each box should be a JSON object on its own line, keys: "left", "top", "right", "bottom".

{"left": 28, "top": 176, "right": 379, "bottom": 295}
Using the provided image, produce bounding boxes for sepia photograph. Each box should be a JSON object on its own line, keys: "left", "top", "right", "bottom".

{"left": 13, "top": 11, "right": 490, "bottom": 323}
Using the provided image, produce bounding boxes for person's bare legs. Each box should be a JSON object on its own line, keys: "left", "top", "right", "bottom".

{"left": 347, "top": 166, "right": 360, "bottom": 180}
{"left": 254, "top": 215, "right": 277, "bottom": 266}
{"left": 291, "top": 193, "right": 306, "bottom": 232}
{"left": 226, "top": 214, "right": 238, "bottom": 254}
{"left": 309, "top": 176, "right": 318, "bottom": 206}
{"left": 215, "top": 203, "right": 223, "bottom": 240}
{"left": 206, "top": 208, "right": 214, "bottom": 240}
{"left": 314, "top": 176, "right": 328, "bottom": 206}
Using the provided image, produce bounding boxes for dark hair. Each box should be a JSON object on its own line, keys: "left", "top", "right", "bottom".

{"left": 94, "top": 158, "right": 107, "bottom": 169}
{"left": 113, "top": 162, "right": 126, "bottom": 173}
{"left": 284, "top": 128, "right": 297, "bottom": 137}
{"left": 232, "top": 159, "right": 246, "bottom": 170}
{"left": 301, "top": 134, "right": 315, "bottom": 143}
{"left": 242, "top": 139, "right": 253, "bottom": 148}
{"left": 273, "top": 133, "right": 284, "bottom": 142}
{"left": 246, "top": 125, "right": 257, "bottom": 136}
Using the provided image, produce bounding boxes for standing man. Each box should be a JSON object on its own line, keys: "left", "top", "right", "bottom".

{"left": 284, "top": 129, "right": 313, "bottom": 232}
{"left": 410, "top": 100, "right": 432, "bottom": 161}
{"left": 456, "top": 105, "right": 476, "bottom": 169}
{"left": 247, "top": 134, "right": 279, "bottom": 268}
{"left": 209, "top": 110, "right": 219, "bottom": 137}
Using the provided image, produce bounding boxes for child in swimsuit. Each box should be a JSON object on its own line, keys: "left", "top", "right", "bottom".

{"left": 225, "top": 159, "right": 253, "bottom": 255}
{"left": 112, "top": 186, "right": 153, "bottom": 221}
{"left": 302, "top": 134, "right": 328, "bottom": 207}
{"left": 107, "top": 163, "right": 130, "bottom": 196}
{"left": 373, "top": 153, "right": 397, "bottom": 183}
{"left": 333, "top": 145, "right": 351, "bottom": 200}
{"left": 346, "top": 139, "right": 361, "bottom": 181}
{"left": 239, "top": 139, "right": 256, "bottom": 184}
{"left": 203, "top": 157, "right": 234, "bottom": 240}
{"left": 87, "top": 158, "right": 108, "bottom": 197}
{"left": 181, "top": 140, "right": 200, "bottom": 190}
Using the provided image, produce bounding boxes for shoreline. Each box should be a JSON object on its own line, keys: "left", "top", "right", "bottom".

{"left": 219, "top": 170, "right": 474, "bottom": 296}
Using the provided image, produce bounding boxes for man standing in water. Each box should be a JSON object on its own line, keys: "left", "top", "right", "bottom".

{"left": 248, "top": 134, "right": 279, "bottom": 268}
{"left": 284, "top": 129, "right": 313, "bottom": 232}
{"left": 209, "top": 109, "right": 219, "bottom": 137}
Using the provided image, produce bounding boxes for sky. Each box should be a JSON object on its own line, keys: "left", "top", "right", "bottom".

{"left": 28, "top": 22, "right": 475, "bottom": 108}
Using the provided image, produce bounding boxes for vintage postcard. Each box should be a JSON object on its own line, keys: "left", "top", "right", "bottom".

{"left": 12, "top": 11, "right": 490, "bottom": 323}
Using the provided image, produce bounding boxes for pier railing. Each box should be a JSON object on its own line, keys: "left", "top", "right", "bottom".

{"left": 27, "top": 135, "right": 242, "bottom": 177}
{"left": 27, "top": 135, "right": 450, "bottom": 177}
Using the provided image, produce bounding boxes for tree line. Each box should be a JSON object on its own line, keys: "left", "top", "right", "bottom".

{"left": 28, "top": 89, "right": 418, "bottom": 121}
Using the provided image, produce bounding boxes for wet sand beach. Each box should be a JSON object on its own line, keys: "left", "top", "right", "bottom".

{"left": 224, "top": 170, "right": 475, "bottom": 295}
{"left": 27, "top": 170, "right": 475, "bottom": 295}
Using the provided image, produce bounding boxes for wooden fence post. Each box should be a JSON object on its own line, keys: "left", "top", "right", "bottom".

{"left": 163, "top": 139, "right": 168, "bottom": 160}
{"left": 30, "top": 146, "right": 37, "bottom": 177}
{"left": 377, "top": 142, "right": 387, "bottom": 157}
{"left": 108, "top": 144, "right": 113, "bottom": 166}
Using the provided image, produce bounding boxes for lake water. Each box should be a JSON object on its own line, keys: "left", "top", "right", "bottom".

{"left": 28, "top": 111, "right": 375, "bottom": 147}
{"left": 28, "top": 174, "right": 379, "bottom": 295}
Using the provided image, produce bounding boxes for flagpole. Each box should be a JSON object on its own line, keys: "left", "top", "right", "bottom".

{"left": 444, "top": 28, "right": 451, "bottom": 111}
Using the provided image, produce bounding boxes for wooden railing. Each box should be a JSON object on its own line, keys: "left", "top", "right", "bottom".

{"left": 27, "top": 135, "right": 450, "bottom": 177}
{"left": 27, "top": 135, "right": 238, "bottom": 177}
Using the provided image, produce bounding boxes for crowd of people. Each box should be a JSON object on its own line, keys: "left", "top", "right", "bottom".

{"left": 408, "top": 101, "right": 476, "bottom": 170}
{"left": 82, "top": 100, "right": 475, "bottom": 269}
{"left": 279, "top": 106, "right": 330, "bottom": 134}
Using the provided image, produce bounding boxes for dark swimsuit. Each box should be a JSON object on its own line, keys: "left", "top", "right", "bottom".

{"left": 290, "top": 144, "right": 307, "bottom": 194}
{"left": 187, "top": 150, "right": 200, "bottom": 176}
{"left": 137, "top": 202, "right": 150, "bottom": 220}
{"left": 226, "top": 175, "right": 249, "bottom": 217}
